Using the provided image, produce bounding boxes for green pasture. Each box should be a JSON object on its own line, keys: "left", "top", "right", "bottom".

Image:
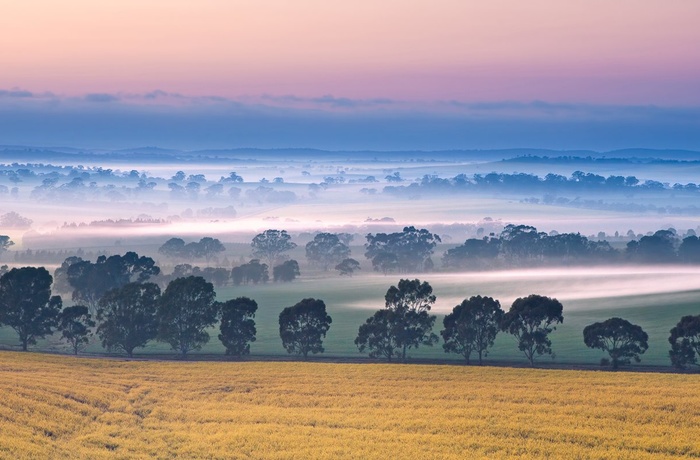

{"left": 0, "top": 270, "right": 698, "bottom": 367}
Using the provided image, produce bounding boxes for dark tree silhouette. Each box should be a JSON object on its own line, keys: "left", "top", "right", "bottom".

{"left": 441, "top": 295, "right": 503, "bottom": 364}
{"left": 273, "top": 260, "right": 300, "bottom": 282}
{"left": 158, "top": 237, "right": 186, "bottom": 259}
{"left": 201, "top": 267, "right": 230, "bottom": 287}
{"left": 356, "top": 279, "right": 438, "bottom": 361}
{"left": 278, "top": 298, "right": 332, "bottom": 358}
{"left": 57, "top": 305, "right": 95, "bottom": 355}
{"left": 355, "top": 309, "right": 402, "bottom": 361}
{"left": 626, "top": 230, "right": 678, "bottom": 263}
{"left": 501, "top": 294, "right": 564, "bottom": 366}
{"left": 0, "top": 235, "right": 14, "bottom": 260}
{"left": 305, "top": 233, "right": 351, "bottom": 270}
{"left": 583, "top": 317, "right": 649, "bottom": 369}
{"left": 158, "top": 276, "right": 218, "bottom": 358}
{"left": 335, "top": 258, "right": 360, "bottom": 276}
{"left": 669, "top": 315, "right": 700, "bottom": 369}
{"left": 679, "top": 236, "right": 700, "bottom": 264}
{"left": 251, "top": 229, "right": 297, "bottom": 267}
{"left": 67, "top": 252, "right": 160, "bottom": 313}
{"left": 52, "top": 256, "right": 84, "bottom": 293}
{"left": 218, "top": 297, "right": 257, "bottom": 357}
{"left": 442, "top": 237, "right": 500, "bottom": 269}
{"left": 499, "top": 224, "right": 546, "bottom": 263}
{"left": 96, "top": 282, "right": 160, "bottom": 358}
{"left": 365, "top": 227, "right": 440, "bottom": 273}
{"left": 231, "top": 260, "right": 269, "bottom": 285}
{"left": 0, "top": 267, "right": 62, "bottom": 351}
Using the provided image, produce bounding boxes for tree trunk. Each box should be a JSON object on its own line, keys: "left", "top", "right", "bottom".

{"left": 478, "top": 350, "right": 483, "bottom": 366}
{"left": 21, "top": 338, "right": 28, "bottom": 351}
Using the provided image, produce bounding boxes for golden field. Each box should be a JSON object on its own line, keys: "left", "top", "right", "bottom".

{"left": 0, "top": 352, "right": 698, "bottom": 459}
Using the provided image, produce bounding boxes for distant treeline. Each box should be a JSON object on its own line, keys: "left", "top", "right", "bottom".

{"left": 384, "top": 171, "right": 700, "bottom": 196}
{"left": 503, "top": 155, "right": 700, "bottom": 165}
{"left": 443, "top": 225, "right": 700, "bottom": 269}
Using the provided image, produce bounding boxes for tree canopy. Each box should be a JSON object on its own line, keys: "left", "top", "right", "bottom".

{"left": 273, "top": 260, "right": 300, "bottom": 282}
{"left": 158, "top": 276, "right": 218, "bottom": 357}
{"left": 442, "top": 295, "right": 503, "bottom": 364}
{"left": 356, "top": 279, "right": 438, "bottom": 361}
{"left": 96, "top": 282, "right": 161, "bottom": 358}
{"left": 501, "top": 294, "right": 564, "bottom": 366}
{"left": 0, "top": 267, "right": 62, "bottom": 351}
{"left": 66, "top": 252, "right": 160, "bottom": 313}
{"left": 251, "top": 229, "right": 297, "bottom": 267}
{"left": 365, "top": 227, "right": 440, "bottom": 273}
{"left": 583, "top": 317, "right": 649, "bottom": 369}
{"left": 305, "top": 233, "right": 351, "bottom": 270}
{"left": 335, "top": 258, "right": 360, "bottom": 276}
{"left": 218, "top": 297, "right": 257, "bottom": 357}
{"left": 669, "top": 315, "right": 700, "bottom": 369}
{"left": 279, "top": 298, "right": 332, "bottom": 358}
{"left": 57, "top": 305, "right": 95, "bottom": 355}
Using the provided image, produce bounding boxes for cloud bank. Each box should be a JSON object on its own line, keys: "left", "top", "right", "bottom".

{"left": 1, "top": 89, "right": 699, "bottom": 151}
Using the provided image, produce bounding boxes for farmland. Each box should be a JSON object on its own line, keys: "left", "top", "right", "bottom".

{"left": 0, "top": 352, "right": 698, "bottom": 459}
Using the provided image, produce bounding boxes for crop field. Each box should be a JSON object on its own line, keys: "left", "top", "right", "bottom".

{"left": 0, "top": 352, "right": 699, "bottom": 459}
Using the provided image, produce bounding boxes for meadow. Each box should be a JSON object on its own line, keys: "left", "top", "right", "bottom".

{"left": 1, "top": 267, "right": 698, "bottom": 367}
{"left": 0, "top": 352, "right": 698, "bottom": 459}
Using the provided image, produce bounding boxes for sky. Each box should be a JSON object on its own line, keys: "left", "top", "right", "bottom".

{"left": 1, "top": 0, "right": 699, "bottom": 150}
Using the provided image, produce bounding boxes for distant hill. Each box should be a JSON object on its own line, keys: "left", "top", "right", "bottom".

{"left": 0, "top": 145, "right": 698, "bottom": 165}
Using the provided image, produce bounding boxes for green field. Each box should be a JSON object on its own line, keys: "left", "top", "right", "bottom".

{"left": 1, "top": 268, "right": 698, "bottom": 367}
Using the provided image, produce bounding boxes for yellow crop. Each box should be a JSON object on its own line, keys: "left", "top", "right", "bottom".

{"left": 0, "top": 352, "right": 698, "bottom": 459}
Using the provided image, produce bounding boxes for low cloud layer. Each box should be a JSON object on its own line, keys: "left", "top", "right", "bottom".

{"left": 1, "top": 89, "right": 699, "bottom": 151}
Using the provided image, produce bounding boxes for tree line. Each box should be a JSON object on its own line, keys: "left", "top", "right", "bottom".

{"left": 2, "top": 267, "right": 699, "bottom": 370}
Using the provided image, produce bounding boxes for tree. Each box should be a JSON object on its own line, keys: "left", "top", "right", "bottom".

{"left": 668, "top": 315, "right": 700, "bottom": 369}
{"left": 335, "top": 258, "right": 360, "bottom": 276}
{"left": 96, "top": 282, "right": 160, "bottom": 357}
{"left": 278, "top": 298, "right": 332, "bottom": 358}
{"left": 0, "top": 267, "right": 62, "bottom": 351}
{"left": 196, "top": 237, "right": 226, "bottom": 265}
{"left": 53, "top": 256, "right": 84, "bottom": 293}
{"left": 365, "top": 227, "right": 440, "bottom": 273}
{"left": 218, "top": 297, "right": 257, "bottom": 357}
{"left": 583, "top": 317, "right": 649, "bottom": 369}
{"left": 441, "top": 296, "right": 503, "bottom": 364}
{"left": 57, "top": 305, "right": 95, "bottom": 355}
{"left": 67, "top": 252, "right": 160, "bottom": 314}
{"left": 158, "top": 276, "right": 218, "bottom": 357}
{"left": 355, "top": 279, "right": 438, "bottom": 361}
{"left": 273, "top": 260, "right": 300, "bottom": 282}
{"left": 501, "top": 294, "right": 564, "bottom": 366}
{"left": 231, "top": 260, "right": 269, "bottom": 285}
{"left": 678, "top": 236, "right": 700, "bottom": 264}
{"left": 354, "top": 309, "right": 402, "bottom": 360}
{"left": 0, "top": 235, "right": 14, "bottom": 260}
{"left": 158, "top": 238, "right": 186, "bottom": 259}
{"left": 251, "top": 229, "right": 297, "bottom": 267}
{"left": 305, "top": 233, "right": 351, "bottom": 270}
{"left": 499, "top": 224, "right": 546, "bottom": 263}
{"left": 626, "top": 230, "right": 678, "bottom": 263}
{"left": 442, "top": 238, "right": 500, "bottom": 269}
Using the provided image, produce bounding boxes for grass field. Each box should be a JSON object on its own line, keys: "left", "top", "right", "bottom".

{"left": 1, "top": 268, "right": 699, "bottom": 367}
{"left": 0, "top": 352, "right": 698, "bottom": 459}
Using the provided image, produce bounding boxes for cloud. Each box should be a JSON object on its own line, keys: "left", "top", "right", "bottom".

{"left": 84, "top": 93, "right": 120, "bottom": 103}
{"left": 0, "top": 88, "right": 699, "bottom": 151}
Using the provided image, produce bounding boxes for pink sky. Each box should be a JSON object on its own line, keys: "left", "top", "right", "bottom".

{"left": 1, "top": 1, "right": 699, "bottom": 105}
